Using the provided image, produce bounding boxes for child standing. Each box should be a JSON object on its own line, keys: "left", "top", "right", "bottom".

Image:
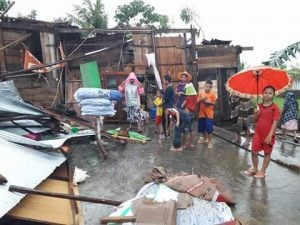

{"left": 197, "top": 80, "right": 217, "bottom": 149}
{"left": 245, "top": 86, "right": 280, "bottom": 178}
{"left": 280, "top": 92, "right": 299, "bottom": 143}
{"left": 153, "top": 89, "right": 163, "bottom": 134}
{"left": 182, "top": 83, "right": 197, "bottom": 147}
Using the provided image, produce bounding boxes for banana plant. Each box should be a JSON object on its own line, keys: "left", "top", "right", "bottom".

{"left": 264, "top": 42, "right": 300, "bottom": 68}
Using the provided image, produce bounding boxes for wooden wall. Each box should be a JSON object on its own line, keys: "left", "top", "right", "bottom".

{"left": 132, "top": 34, "right": 187, "bottom": 80}
{"left": 0, "top": 28, "right": 61, "bottom": 107}
{"left": 0, "top": 29, "right": 26, "bottom": 72}
{"left": 156, "top": 37, "right": 186, "bottom": 81}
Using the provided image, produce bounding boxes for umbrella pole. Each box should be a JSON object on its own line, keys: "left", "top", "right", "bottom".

{"left": 257, "top": 76, "right": 258, "bottom": 103}
{"left": 256, "top": 71, "right": 259, "bottom": 103}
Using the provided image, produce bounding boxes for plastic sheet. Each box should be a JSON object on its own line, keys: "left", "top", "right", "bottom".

{"left": 79, "top": 98, "right": 112, "bottom": 106}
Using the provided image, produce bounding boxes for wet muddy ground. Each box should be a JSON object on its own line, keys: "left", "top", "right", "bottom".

{"left": 71, "top": 124, "right": 300, "bottom": 225}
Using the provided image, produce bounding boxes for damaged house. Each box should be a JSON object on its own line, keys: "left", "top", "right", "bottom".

{"left": 0, "top": 17, "right": 252, "bottom": 123}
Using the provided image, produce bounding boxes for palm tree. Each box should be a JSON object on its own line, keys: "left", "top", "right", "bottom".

{"left": 68, "top": 0, "right": 108, "bottom": 29}
{"left": 179, "top": 6, "right": 205, "bottom": 39}
{"left": 264, "top": 41, "right": 300, "bottom": 67}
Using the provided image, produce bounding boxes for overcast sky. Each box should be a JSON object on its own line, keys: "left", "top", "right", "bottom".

{"left": 8, "top": 0, "right": 300, "bottom": 66}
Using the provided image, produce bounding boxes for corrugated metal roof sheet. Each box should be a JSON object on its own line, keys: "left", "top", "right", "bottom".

{"left": 0, "top": 80, "right": 42, "bottom": 115}
{"left": 0, "top": 139, "right": 66, "bottom": 218}
{"left": 0, "top": 120, "right": 50, "bottom": 135}
{"left": 0, "top": 130, "right": 52, "bottom": 148}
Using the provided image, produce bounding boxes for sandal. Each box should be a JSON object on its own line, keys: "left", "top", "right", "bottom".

{"left": 244, "top": 167, "right": 257, "bottom": 176}
{"left": 254, "top": 171, "right": 267, "bottom": 179}
{"left": 198, "top": 137, "right": 208, "bottom": 144}
{"left": 208, "top": 143, "right": 213, "bottom": 149}
{"left": 242, "top": 142, "right": 250, "bottom": 148}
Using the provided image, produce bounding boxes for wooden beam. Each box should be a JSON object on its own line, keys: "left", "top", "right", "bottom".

{"left": 57, "top": 28, "right": 197, "bottom": 34}
{"left": 0, "top": 33, "right": 31, "bottom": 52}
{"left": 198, "top": 55, "right": 238, "bottom": 69}
{"left": 100, "top": 216, "right": 136, "bottom": 224}
{"left": 0, "top": 28, "right": 7, "bottom": 72}
{"left": 241, "top": 46, "right": 254, "bottom": 51}
{"left": 9, "top": 185, "right": 123, "bottom": 206}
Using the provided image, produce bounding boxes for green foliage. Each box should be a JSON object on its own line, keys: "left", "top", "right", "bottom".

{"left": 53, "top": 17, "right": 71, "bottom": 23}
{"left": 287, "top": 65, "right": 300, "bottom": 80}
{"left": 179, "top": 6, "right": 205, "bottom": 39}
{"left": 27, "top": 10, "right": 37, "bottom": 20}
{"left": 68, "top": 0, "right": 108, "bottom": 29}
{"left": 0, "top": 0, "right": 10, "bottom": 11}
{"left": 239, "top": 62, "right": 249, "bottom": 71}
{"left": 264, "top": 42, "right": 300, "bottom": 67}
{"left": 180, "top": 6, "right": 198, "bottom": 24}
{"left": 114, "top": 0, "right": 169, "bottom": 29}
{"left": 17, "top": 9, "right": 38, "bottom": 20}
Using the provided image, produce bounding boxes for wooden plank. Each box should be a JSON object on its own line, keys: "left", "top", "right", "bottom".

{"left": 196, "top": 45, "right": 239, "bottom": 57}
{"left": 2, "top": 30, "right": 27, "bottom": 41}
{"left": 8, "top": 179, "right": 77, "bottom": 225}
{"left": 198, "top": 54, "right": 238, "bottom": 69}
{"left": 0, "top": 28, "right": 7, "bottom": 72}
{"left": 57, "top": 27, "right": 197, "bottom": 34}
{"left": 156, "top": 37, "right": 186, "bottom": 81}
{"left": 100, "top": 216, "right": 136, "bottom": 224}
{"left": 133, "top": 33, "right": 151, "bottom": 74}
{"left": 5, "top": 55, "right": 21, "bottom": 64}
{"left": 40, "top": 32, "right": 57, "bottom": 78}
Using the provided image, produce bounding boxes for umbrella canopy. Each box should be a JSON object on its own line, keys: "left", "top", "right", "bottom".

{"left": 225, "top": 66, "right": 293, "bottom": 98}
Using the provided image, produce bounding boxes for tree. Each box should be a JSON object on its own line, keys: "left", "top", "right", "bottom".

{"left": 68, "top": 0, "right": 108, "bottom": 29}
{"left": 180, "top": 6, "right": 205, "bottom": 39}
{"left": 264, "top": 42, "right": 300, "bottom": 67}
{"left": 0, "top": 0, "right": 10, "bottom": 11}
{"left": 53, "top": 17, "right": 71, "bottom": 23}
{"left": 27, "top": 10, "right": 37, "bottom": 20}
{"left": 16, "top": 9, "right": 38, "bottom": 20}
{"left": 114, "top": 0, "right": 169, "bottom": 29}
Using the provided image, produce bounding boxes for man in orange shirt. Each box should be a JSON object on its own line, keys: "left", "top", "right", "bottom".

{"left": 197, "top": 80, "right": 217, "bottom": 149}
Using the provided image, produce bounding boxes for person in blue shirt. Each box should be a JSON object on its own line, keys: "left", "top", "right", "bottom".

{"left": 161, "top": 74, "right": 175, "bottom": 139}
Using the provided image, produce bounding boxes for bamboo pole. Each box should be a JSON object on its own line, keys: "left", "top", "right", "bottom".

{"left": 9, "top": 185, "right": 122, "bottom": 206}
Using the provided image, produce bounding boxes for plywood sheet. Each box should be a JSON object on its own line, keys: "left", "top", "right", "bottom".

{"left": 8, "top": 179, "right": 83, "bottom": 225}
{"left": 155, "top": 37, "right": 186, "bottom": 81}
{"left": 132, "top": 34, "right": 151, "bottom": 74}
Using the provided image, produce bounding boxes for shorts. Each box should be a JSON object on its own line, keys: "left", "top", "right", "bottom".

{"left": 185, "top": 112, "right": 194, "bottom": 133}
{"left": 252, "top": 133, "right": 275, "bottom": 154}
{"left": 155, "top": 115, "right": 162, "bottom": 126}
{"left": 281, "top": 119, "right": 298, "bottom": 131}
{"left": 198, "top": 118, "right": 214, "bottom": 134}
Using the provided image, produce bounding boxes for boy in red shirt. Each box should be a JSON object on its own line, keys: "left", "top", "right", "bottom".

{"left": 181, "top": 83, "right": 197, "bottom": 148}
{"left": 245, "top": 85, "right": 280, "bottom": 178}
